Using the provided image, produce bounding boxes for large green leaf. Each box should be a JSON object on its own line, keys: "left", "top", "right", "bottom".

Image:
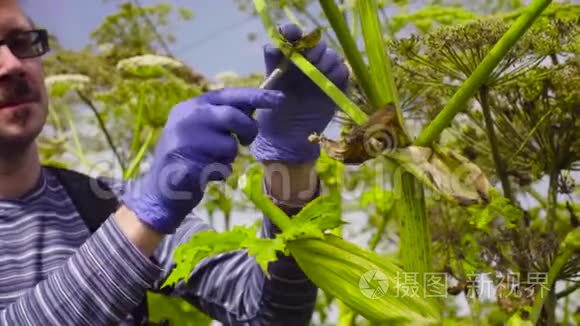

{"left": 288, "top": 235, "right": 441, "bottom": 325}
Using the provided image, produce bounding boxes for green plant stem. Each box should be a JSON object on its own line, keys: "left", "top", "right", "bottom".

{"left": 318, "top": 0, "right": 381, "bottom": 109}
{"left": 530, "top": 250, "right": 574, "bottom": 325}
{"left": 63, "top": 106, "right": 90, "bottom": 168}
{"left": 241, "top": 166, "right": 293, "bottom": 232}
{"left": 563, "top": 285, "right": 570, "bottom": 325}
{"left": 337, "top": 300, "right": 357, "bottom": 326}
{"left": 299, "top": 5, "right": 341, "bottom": 51}
{"left": 529, "top": 229, "right": 579, "bottom": 324}
{"left": 508, "top": 106, "right": 554, "bottom": 164}
{"left": 48, "top": 104, "right": 63, "bottom": 132}
{"left": 357, "top": 0, "right": 399, "bottom": 106}
{"left": 349, "top": 3, "right": 359, "bottom": 41}
{"left": 130, "top": 114, "right": 144, "bottom": 158}
{"left": 370, "top": 213, "right": 388, "bottom": 251}
{"left": 244, "top": 190, "right": 293, "bottom": 232}
{"left": 547, "top": 169, "right": 559, "bottom": 231}
{"left": 124, "top": 129, "right": 155, "bottom": 179}
{"left": 358, "top": 0, "right": 434, "bottom": 316}
{"left": 328, "top": 180, "right": 356, "bottom": 326}
{"left": 415, "top": 0, "right": 552, "bottom": 146}
{"left": 357, "top": 0, "right": 410, "bottom": 140}
{"left": 448, "top": 237, "right": 482, "bottom": 325}
{"left": 557, "top": 282, "right": 580, "bottom": 299}
{"left": 130, "top": 89, "right": 146, "bottom": 158}
{"left": 356, "top": 1, "right": 434, "bottom": 312}
{"left": 224, "top": 212, "right": 231, "bottom": 231}
{"left": 479, "top": 87, "right": 513, "bottom": 201}
{"left": 77, "top": 90, "right": 126, "bottom": 171}
{"left": 544, "top": 289, "right": 557, "bottom": 325}
{"left": 470, "top": 299, "right": 482, "bottom": 326}
{"left": 525, "top": 186, "right": 548, "bottom": 207}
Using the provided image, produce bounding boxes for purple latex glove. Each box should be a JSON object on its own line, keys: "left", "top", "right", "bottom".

{"left": 250, "top": 23, "right": 350, "bottom": 163}
{"left": 121, "top": 88, "right": 285, "bottom": 234}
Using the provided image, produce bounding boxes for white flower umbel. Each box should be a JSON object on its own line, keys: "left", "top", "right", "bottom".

{"left": 45, "top": 74, "right": 91, "bottom": 88}
{"left": 116, "top": 54, "right": 185, "bottom": 72}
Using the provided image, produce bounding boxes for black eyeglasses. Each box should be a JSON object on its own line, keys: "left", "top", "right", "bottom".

{"left": 0, "top": 29, "right": 50, "bottom": 59}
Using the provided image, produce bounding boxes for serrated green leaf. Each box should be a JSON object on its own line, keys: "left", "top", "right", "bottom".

{"left": 316, "top": 150, "right": 344, "bottom": 187}
{"left": 242, "top": 236, "right": 286, "bottom": 276}
{"left": 163, "top": 224, "right": 261, "bottom": 288}
{"left": 476, "top": 207, "right": 492, "bottom": 230}
{"left": 281, "top": 194, "right": 345, "bottom": 241}
{"left": 501, "top": 205, "right": 524, "bottom": 225}
{"left": 361, "top": 187, "right": 394, "bottom": 215}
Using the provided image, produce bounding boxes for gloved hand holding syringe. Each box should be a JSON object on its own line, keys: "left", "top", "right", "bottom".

{"left": 249, "top": 24, "right": 349, "bottom": 163}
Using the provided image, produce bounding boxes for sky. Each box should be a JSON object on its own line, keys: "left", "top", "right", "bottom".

{"left": 21, "top": 0, "right": 279, "bottom": 80}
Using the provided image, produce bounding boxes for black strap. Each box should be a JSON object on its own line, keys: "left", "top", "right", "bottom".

{"left": 43, "top": 165, "right": 151, "bottom": 325}
{"left": 44, "top": 166, "right": 118, "bottom": 232}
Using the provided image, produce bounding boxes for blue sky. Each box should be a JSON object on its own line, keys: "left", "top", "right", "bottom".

{"left": 21, "top": 0, "right": 279, "bottom": 79}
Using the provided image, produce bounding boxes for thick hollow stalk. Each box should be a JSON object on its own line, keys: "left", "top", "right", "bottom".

{"left": 356, "top": 0, "right": 410, "bottom": 140}
{"left": 415, "top": 0, "right": 552, "bottom": 146}
{"left": 356, "top": 0, "right": 400, "bottom": 107}
{"left": 351, "top": 0, "right": 432, "bottom": 286}
{"left": 318, "top": 0, "right": 381, "bottom": 110}
{"left": 395, "top": 171, "right": 433, "bottom": 296}
{"left": 357, "top": 0, "right": 433, "bottom": 308}
{"left": 349, "top": 1, "right": 432, "bottom": 300}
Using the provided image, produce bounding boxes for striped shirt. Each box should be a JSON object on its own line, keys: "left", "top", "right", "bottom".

{"left": 0, "top": 167, "right": 317, "bottom": 325}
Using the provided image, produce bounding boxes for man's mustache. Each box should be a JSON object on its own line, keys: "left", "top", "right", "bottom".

{"left": 0, "top": 76, "right": 41, "bottom": 107}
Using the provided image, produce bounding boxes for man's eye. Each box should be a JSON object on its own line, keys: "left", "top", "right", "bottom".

{"left": 9, "top": 33, "right": 35, "bottom": 51}
{"left": 2, "top": 30, "right": 48, "bottom": 58}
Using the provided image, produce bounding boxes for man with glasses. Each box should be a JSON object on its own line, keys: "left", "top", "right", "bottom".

{"left": 0, "top": 1, "right": 350, "bottom": 325}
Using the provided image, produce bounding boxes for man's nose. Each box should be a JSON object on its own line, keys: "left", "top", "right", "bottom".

{"left": 0, "top": 45, "right": 25, "bottom": 77}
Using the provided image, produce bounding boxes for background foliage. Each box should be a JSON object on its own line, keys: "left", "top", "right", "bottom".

{"left": 39, "top": 0, "right": 578, "bottom": 325}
